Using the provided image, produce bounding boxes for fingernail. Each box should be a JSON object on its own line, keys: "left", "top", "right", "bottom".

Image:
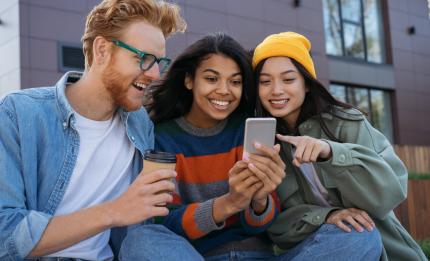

{"left": 243, "top": 152, "right": 249, "bottom": 161}
{"left": 254, "top": 142, "right": 261, "bottom": 148}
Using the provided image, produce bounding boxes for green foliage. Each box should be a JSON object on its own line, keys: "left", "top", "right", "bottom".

{"left": 408, "top": 172, "right": 430, "bottom": 180}
{"left": 417, "top": 239, "right": 430, "bottom": 258}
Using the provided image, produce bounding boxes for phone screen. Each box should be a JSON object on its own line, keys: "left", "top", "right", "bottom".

{"left": 243, "top": 118, "right": 276, "bottom": 159}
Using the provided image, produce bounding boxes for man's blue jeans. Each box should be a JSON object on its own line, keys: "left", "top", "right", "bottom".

{"left": 119, "top": 224, "right": 204, "bottom": 260}
{"left": 275, "top": 224, "right": 382, "bottom": 261}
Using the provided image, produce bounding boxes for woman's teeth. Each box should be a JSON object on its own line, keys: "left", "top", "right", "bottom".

{"left": 133, "top": 82, "right": 147, "bottom": 91}
{"left": 270, "top": 99, "right": 288, "bottom": 104}
{"left": 210, "top": 99, "right": 230, "bottom": 106}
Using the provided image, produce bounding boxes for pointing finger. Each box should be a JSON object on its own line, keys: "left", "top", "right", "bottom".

{"left": 276, "top": 134, "right": 298, "bottom": 146}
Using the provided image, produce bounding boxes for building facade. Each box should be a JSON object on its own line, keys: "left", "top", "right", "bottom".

{"left": 0, "top": 0, "right": 429, "bottom": 145}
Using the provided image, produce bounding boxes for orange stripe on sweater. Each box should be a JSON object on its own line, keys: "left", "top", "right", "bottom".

{"left": 175, "top": 146, "right": 243, "bottom": 183}
{"left": 182, "top": 203, "right": 205, "bottom": 239}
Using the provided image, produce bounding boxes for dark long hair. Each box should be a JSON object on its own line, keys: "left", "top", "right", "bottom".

{"left": 254, "top": 58, "right": 356, "bottom": 142}
{"left": 148, "top": 32, "right": 255, "bottom": 123}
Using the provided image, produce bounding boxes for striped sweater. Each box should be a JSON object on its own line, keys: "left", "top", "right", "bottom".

{"left": 154, "top": 114, "right": 278, "bottom": 255}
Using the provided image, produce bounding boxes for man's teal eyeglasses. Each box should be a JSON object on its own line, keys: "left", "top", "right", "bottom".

{"left": 112, "top": 39, "right": 171, "bottom": 74}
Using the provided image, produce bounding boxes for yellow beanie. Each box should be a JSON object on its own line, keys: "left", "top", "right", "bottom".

{"left": 253, "top": 32, "right": 317, "bottom": 79}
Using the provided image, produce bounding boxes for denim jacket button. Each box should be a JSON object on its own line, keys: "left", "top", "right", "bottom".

{"left": 338, "top": 154, "right": 346, "bottom": 163}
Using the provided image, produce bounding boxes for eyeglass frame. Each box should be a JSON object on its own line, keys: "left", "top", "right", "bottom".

{"left": 111, "top": 39, "right": 171, "bottom": 73}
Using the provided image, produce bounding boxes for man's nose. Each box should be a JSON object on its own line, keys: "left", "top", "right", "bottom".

{"left": 143, "top": 63, "right": 161, "bottom": 80}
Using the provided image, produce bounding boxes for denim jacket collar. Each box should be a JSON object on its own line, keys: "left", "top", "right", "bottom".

{"left": 55, "top": 71, "right": 77, "bottom": 128}
{"left": 55, "top": 71, "right": 130, "bottom": 129}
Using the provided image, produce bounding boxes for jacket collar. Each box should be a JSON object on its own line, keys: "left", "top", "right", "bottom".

{"left": 55, "top": 71, "right": 80, "bottom": 129}
{"left": 55, "top": 71, "right": 130, "bottom": 129}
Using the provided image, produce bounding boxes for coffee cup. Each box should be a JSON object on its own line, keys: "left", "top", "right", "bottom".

{"left": 143, "top": 150, "right": 177, "bottom": 206}
{"left": 143, "top": 150, "right": 176, "bottom": 174}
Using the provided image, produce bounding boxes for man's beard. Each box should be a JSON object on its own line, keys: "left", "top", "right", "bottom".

{"left": 101, "top": 63, "right": 141, "bottom": 112}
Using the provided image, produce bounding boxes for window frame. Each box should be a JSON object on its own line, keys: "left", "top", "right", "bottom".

{"left": 58, "top": 42, "right": 85, "bottom": 72}
{"left": 325, "top": 0, "right": 385, "bottom": 64}
{"left": 329, "top": 82, "right": 394, "bottom": 142}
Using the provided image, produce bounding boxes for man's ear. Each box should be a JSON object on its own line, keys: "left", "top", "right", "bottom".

{"left": 184, "top": 74, "right": 193, "bottom": 90}
{"left": 93, "top": 36, "right": 112, "bottom": 66}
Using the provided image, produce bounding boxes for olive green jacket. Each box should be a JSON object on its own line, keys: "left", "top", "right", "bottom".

{"left": 269, "top": 108, "right": 426, "bottom": 261}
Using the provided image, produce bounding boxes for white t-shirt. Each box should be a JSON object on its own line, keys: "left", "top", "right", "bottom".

{"left": 47, "top": 112, "right": 134, "bottom": 260}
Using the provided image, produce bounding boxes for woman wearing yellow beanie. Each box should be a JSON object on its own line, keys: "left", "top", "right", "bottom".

{"left": 253, "top": 32, "right": 426, "bottom": 261}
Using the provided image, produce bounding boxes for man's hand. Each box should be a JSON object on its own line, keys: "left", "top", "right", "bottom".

{"left": 28, "top": 169, "right": 176, "bottom": 257}
{"left": 108, "top": 169, "right": 176, "bottom": 226}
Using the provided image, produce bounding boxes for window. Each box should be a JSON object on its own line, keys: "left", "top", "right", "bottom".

{"left": 59, "top": 43, "right": 85, "bottom": 72}
{"left": 323, "top": 0, "right": 385, "bottom": 63}
{"left": 428, "top": 0, "right": 430, "bottom": 19}
{"left": 330, "top": 84, "right": 393, "bottom": 142}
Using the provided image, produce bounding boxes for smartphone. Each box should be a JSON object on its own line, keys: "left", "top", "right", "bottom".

{"left": 243, "top": 117, "right": 276, "bottom": 158}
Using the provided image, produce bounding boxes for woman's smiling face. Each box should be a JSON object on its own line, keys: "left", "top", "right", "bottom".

{"left": 258, "top": 56, "right": 308, "bottom": 128}
{"left": 184, "top": 54, "right": 243, "bottom": 128}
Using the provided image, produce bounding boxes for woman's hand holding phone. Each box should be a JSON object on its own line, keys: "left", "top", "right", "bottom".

{"left": 213, "top": 161, "right": 263, "bottom": 223}
{"left": 227, "top": 161, "right": 264, "bottom": 211}
{"left": 246, "top": 142, "right": 286, "bottom": 213}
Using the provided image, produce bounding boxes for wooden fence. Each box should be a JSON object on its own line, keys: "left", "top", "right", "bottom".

{"left": 393, "top": 145, "right": 430, "bottom": 240}
{"left": 394, "top": 180, "right": 430, "bottom": 240}
{"left": 394, "top": 145, "right": 430, "bottom": 174}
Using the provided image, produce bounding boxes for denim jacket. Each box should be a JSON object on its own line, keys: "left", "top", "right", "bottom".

{"left": 0, "top": 72, "right": 154, "bottom": 260}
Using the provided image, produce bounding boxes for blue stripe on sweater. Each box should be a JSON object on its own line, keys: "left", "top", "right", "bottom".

{"left": 155, "top": 118, "right": 245, "bottom": 157}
